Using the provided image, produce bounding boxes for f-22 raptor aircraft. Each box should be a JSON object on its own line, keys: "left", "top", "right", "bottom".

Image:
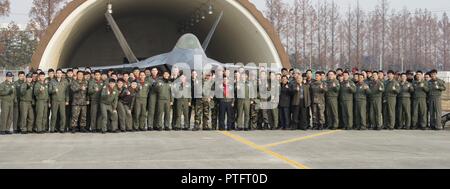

{"left": 84, "top": 5, "right": 278, "bottom": 73}
{"left": 88, "top": 9, "right": 224, "bottom": 72}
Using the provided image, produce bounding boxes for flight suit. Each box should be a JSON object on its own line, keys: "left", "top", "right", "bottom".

{"left": 383, "top": 79, "right": 400, "bottom": 129}
{"left": 147, "top": 77, "right": 159, "bottom": 130}
{"left": 88, "top": 79, "right": 104, "bottom": 131}
{"left": 33, "top": 81, "right": 49, "bottom": 132}
{"left": 70, "top": 80, "right": 89, "bottom": 130}
{"left": 310, "top": 80, "right": 327, "bottom": 129}
{"left": 354, "top": 82, "right": 370, "bottom": 130}
{"left": 0, "top": 80, "right": 16, "bottom": 133}
{"left": 173, "top": 82, "right": 191, "bottom": 130}
{"left": 428, "top": 79, "right": 446, "bottom": 130}
{"left": 19, "top": 82, "right": 35, "bottom": 132}
{"left": 397, "top": 81, "right": 414, "bottom": 129}
{"left": 117, "top": 87, "right": 135, "bottom": 131}
{"left": 268, "top": 80, "right": 279, "bottom": 129}
{"left": 236, "top": 80, "right": 251, "bottom": 130}
{"left": 100, "top": 86, "right": 118, "bottom": 132}
{"left": 339, "top": 79, "right": 356, "bottom": 129}
{"left": 156, "top": 79, "right": 173, "bottom": 130}
{"left": 412, "top": 80, "right": 429, "bottom": 129}
{"left": 325, "top": 79, "right": 340, "bottom": 129}
{"left": 369, "top": 80, "right": 385, "bottom": 130}
{"left": 258, "top": 79, "right": 271, "bottom": 129}
{"left": 49, "top": 78, "right": 69, "bottom": 132}
{"left": 13, "top": 79, "right": 24, "bottom": 132}
{"left": 133, "top": 80, "right": 150, "bottom": 130}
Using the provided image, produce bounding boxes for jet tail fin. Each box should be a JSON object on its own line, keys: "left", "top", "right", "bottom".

{"left": 202, "top": 11, "right": 223, "bottom": 51}
{"left": 105, "top": 12, "right": 139, "bottom": 63}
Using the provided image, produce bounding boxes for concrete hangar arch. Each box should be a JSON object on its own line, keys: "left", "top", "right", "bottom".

{"left": 31, "top": 0, "right": 290, "bottom": 70}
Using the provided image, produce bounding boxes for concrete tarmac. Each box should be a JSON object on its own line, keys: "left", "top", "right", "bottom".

{"left": 0, "top": 129, "right": 449, "bottom": 169}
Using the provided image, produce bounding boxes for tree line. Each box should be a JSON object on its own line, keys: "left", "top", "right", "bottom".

{"left": 264, "top": 0, "right": 450, "bottom": 71}
{"left": 0, "top": 0, "right": 66, "bottom": 69}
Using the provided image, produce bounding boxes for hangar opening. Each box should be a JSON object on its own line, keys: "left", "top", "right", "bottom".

{"left": 31, "top": 0, "right": 290, "bottom": 70}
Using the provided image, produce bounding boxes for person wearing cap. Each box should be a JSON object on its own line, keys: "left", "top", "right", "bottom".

{"left": 99, "top": 79, "right": 118, "bottom": 133}
{"left": 0, "top": 72, "right": 17, "bottom": 135}
{"left": 428, "top": 69, "right": 446, "bottom": 130}
{"left": 19, "top": 73, "right": 35, "bottom": 134}
{"left": 411, "top": 71, "right": 429, "bottom": 130}
{"left": 88, "top": 70, "right": 104, "bottom": 132}
{"left": 33, "top": 72, "right": 49, "bottom": 133}
{"left": 70, "top": 71, "right": 89, "bottom": 133}
{"left": 13, "top": 71, "right": 26, "bottom": 133}
{"left": 383, "top": 70, "right": 400, "bottom": 130}
{"left": 49, "top": 69, "right": 70, "bottom": 133}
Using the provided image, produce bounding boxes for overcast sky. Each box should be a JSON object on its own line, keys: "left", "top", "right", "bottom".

{"left": 1, "top": 0, "right": 449, "bottom": 26}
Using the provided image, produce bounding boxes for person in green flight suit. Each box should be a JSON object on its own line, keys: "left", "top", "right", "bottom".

{"left": 411, "top": 71, "right": 429, "bottom": 130}
{"left": 383, "top": 70, "right": 400, "bottom": 130}
{"left": 339, "top": 71, "right": 356, "bottom": 130}
{"left": 397, "top": 73, "right": 414, "bottom": 130}
{"left": 428, "top": 69, "right": 446, "bottom": 130}
{"left": 325, "top": 70, "right": 340, "bottom": 129}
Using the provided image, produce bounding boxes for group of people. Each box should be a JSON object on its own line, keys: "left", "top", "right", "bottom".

{"left": 0, "top": 66, "right": 447, "bottom": 135}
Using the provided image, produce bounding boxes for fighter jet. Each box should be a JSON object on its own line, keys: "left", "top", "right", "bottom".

{"left": 79, "top": 4, "right": 279, "bottom": 73}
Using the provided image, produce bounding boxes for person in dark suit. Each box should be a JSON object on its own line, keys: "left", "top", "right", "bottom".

{"left": 290, "top": 75, "right": 311, "bottom": 130}
{"left": 279, "top": 75, "right": 291, "bottom": 130}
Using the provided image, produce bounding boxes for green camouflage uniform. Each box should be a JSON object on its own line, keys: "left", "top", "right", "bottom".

{"left": 310, "top": 80, "right": 327, "bottom": 129}
{"left": 70, "top": 80, "right": 89, "bottom": 129}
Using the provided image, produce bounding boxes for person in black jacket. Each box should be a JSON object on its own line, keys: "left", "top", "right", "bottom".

{"left": 279, "top": 75, "right": 291, "bottom": 130}
{"left": 290, "top": 75, "right": 311, "bottom": 130}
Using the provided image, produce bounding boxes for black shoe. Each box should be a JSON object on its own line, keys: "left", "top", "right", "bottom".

{"left": 0, "top": 131, "right": 5, "bottom": 135}
{"left": 101, "top": 131, "right": 106, "bottom": 134}
{"left": 147, "top": 127, "right": 153, "bottom": 131}
{"left": 164, "top": 127, "right": 171, "bottom": 131}
{"left": 182, "top": 128, "right": 190, "bottom": 131}
{"left": 156, "top": 128, "right": 163, "bottom": 131}
{"left": 192, "top": 128, "right": 200, "bottom": 131}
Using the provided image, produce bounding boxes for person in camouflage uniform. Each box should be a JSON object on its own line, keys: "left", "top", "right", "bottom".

{"left": 368, "top": 72, "right": 385, "bottom": 130}
{"left": 310, "top": 71, "right": 328, "bottom": 130}
{"left": 354, "top": 73, "right": 371, "bottom": 130}
{"left": 397, "top": 73, "right": 414, "bottom": 129}
{"left": 13, "top": 71, "right": 25, "bottom": 133}
{"left": 99, "top": 79, "right": 119, "bottom": 133}
{"left": 87, "top": 70, "right": 104, "bottom": 132}
{"left": 325, "top": 71, "right": 340, "bottom": 129}
{"left": 339, "top": 71, "right": 356, "bottom": 130}
{"left": 49, "top": 69, "right": 70, "bottom": 133}
{"left": 383, "top": 70, "right": 400, "bottom": 130}
{"left": 411, "top": 71, "right": 429, "bottom": 130}
{"left": 33, "top": 72, "right": 49, "bottom": 133}
{"left": 70, "top": 71, "right": 89, "bottom": 133}
{"left": 428, "top": 69, "right": 446, "bottom": 130}
{"left": 0, "top": 72, "right": 17, "bottom": 135}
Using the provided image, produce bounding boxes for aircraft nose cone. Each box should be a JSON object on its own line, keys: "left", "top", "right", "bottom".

{"left": 175, "top": 33, "right": 203, "bottom": 49}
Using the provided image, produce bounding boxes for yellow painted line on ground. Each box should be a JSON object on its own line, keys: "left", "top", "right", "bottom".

{"left": 262, "top": 130, "right": 342, "bottom": 148}
{"left": 219, "top": 131, "right": 310, "bottom": 169}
